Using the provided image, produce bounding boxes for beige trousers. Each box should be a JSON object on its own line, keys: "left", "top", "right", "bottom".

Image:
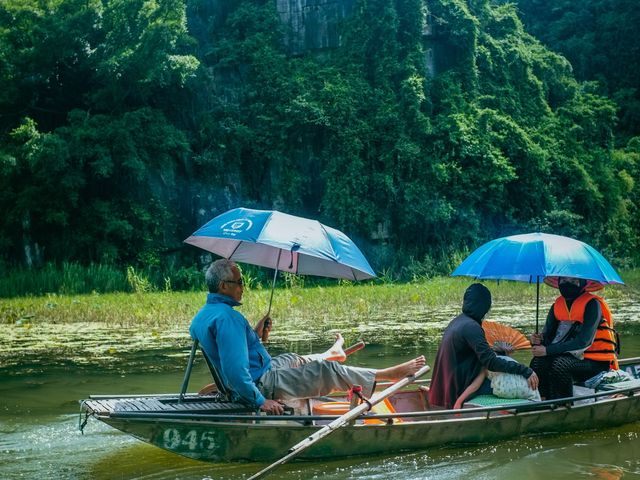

{"left": 257, "top": 353, "right": 376, "bottom": 401}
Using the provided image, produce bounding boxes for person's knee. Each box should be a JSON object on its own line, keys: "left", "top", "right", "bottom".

{"left": 319, "top": 360, "right": 340, "bottom": 374}
{"left": 549, "top": 356, "right": 573, "bottom": 373}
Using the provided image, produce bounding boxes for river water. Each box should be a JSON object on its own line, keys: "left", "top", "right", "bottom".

{"left": 1, "top": 300, "right": 639, "bottom": 479}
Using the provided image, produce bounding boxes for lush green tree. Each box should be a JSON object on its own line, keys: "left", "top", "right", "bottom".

{"left": 0, "top": 0, "right": 197, "bottom": 266}
{"left": 1, "top": 0, "right": 638, "bottom": 280}
{"left": 515, "top": 0, "right": 640, "bottom": 141}
{"left": 0, "top": 0, "right": 102, "bottom": 134}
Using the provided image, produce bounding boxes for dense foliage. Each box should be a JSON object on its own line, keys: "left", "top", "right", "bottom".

{"left": 0, "top": 0, "right": 638, "bottom": 287}
{"left": 514, "top": 0, "right": 640, "bottom": 142}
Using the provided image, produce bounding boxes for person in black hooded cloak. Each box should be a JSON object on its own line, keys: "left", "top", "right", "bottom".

{"left": 428, "top": 283, "right": 539, "bottom": 409}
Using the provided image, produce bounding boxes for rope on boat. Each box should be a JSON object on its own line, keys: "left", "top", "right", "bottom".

{"left": 348, "top": 385, "right": 373, "bottom": 411}
{"left": 78, "top": 402, "right": 91, "bottom": 434}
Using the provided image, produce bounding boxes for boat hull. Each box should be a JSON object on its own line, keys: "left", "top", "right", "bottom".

{"left": 96, "top": 392, "right": 640, "bottom": 462}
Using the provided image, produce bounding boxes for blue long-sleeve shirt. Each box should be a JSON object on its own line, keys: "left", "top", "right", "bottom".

{"left": 189, "top": 293, "right": 272, "bottom": 407}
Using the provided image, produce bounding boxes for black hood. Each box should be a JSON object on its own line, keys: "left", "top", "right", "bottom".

{"left": 462, "top": 283, "right": 492, "bottom": 322}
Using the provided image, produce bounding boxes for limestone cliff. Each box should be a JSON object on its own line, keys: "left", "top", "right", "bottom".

{"left": 276, "top": 0, "right": 434, "bottom": 74}
{"left": 276, "top": 0, "right": 356, "bottom": 54}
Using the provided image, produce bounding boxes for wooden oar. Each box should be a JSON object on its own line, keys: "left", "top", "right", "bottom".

{"left": 247, "top": 364, "right": 431, "bottom": 480}
{"left": 344, "top": 340, "right": 365, "bottom": 356}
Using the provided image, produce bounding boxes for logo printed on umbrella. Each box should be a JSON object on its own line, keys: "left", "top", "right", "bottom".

{"left": 221, "top": 219, "right": 253, "bottom": 236}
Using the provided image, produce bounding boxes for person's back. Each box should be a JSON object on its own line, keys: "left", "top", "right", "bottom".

{"left": 429, "top": 314, "right": 487, "bottom": 408}
{"left": 190, "top": 292, "right": 272, "bottom": 406}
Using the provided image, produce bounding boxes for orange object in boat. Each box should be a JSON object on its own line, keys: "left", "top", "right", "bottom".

{"left": 312, "top": 399, "right": 400, "bottom": 424}
{"left": 482, "top": 320, "right": 531, "bottom": 351}
{"left": 312, "top": 401, "right": 351, "bottom": 416}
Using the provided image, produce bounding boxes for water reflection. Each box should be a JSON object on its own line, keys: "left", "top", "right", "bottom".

{"left": 2, "top": 300, "right": 639, "bottom": 377}
{"left": 78, "top": 421, "right": 640, "bottom": 479}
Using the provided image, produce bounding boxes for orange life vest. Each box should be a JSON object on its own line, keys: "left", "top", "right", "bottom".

{"left": 553, "top": 292, "right": 619, "bottom": 369}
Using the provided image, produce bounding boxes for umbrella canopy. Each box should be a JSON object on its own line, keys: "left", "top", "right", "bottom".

{"left": 451, "top": 232, "right": 624, "bottom": 286}
{"left": 451, "top": 232, "right": 624, "bottom": 331}
{"left": 184, "top": 207, "right": 376, "bottom": 281}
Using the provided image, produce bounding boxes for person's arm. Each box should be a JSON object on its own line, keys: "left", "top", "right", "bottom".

{"left": 216, "top": 313, "right": 266, "bottom": 408}
{"left": 545, "top": 300, "right": 601, "bottom": 355}
{"left": 466, "top": 323, "right": 533, "bottom": 378}
{"left": 533, "top": 305, "right": 556, "bottom": 346}
{"left": 254, "top": 314, "right": 272, "bottom": 342}
{"left": 454, "top": 369, "right": 487, "bottom": 409}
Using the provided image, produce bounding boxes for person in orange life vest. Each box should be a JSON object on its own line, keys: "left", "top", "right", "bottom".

{"left": 529, "top": 276, "right": 618, "bottom": 399}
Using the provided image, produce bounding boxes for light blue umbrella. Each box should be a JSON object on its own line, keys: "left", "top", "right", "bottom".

{"left": 451, "top": 232, "right": 624, "bottom": 331}
{"left": 185, "top": 207, "right": 376, "bottom": 313}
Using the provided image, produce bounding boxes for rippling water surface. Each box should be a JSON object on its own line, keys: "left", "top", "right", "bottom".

{"left": 1, "top": 300, "right": 639, "bottom": 479}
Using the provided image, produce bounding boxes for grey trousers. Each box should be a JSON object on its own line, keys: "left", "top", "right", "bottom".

{"left": 257, "top": 353, "right": 376, "bottom": 401}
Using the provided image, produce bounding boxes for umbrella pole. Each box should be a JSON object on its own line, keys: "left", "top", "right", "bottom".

{"left": 535, "top": 276, "right": 540, "bottom": 333}
{"left": 267, "top": 250, "right": 282, "bottom": 316}
{"left": 267, "top": 267, "right": 278, "bottom": 316}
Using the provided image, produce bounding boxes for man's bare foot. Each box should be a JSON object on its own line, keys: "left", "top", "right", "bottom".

{"left": 375, "top": 355, "right": 427, "bottom": 381}
{"left": 322, "top": 333, "right": 347, "bottom": 362}
{"left": 303, "top": 334, "right": 366, "bottom": 362}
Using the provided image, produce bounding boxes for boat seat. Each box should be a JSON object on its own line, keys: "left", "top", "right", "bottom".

{"left": 192, "top": 342, "right": 305, "bottom": 414}
{"left": 198, "top": 346, "right": 233, "bottom": 398}
{"left": 464, "top": 395, "right": 535, "bottom": 407}
{"left": 180, "top": 339, "right": 238, "bottom": 402}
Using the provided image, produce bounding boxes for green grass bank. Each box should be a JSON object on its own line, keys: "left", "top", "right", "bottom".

{"left": 2, "top": 271, "right": 638, "bottom": 329}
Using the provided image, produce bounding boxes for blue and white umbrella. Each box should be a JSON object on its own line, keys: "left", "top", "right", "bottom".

{"left": 185, "top": 207, "right": 376, "bottom": 312}
{"left": 452, "top": 232, "right": 624, "bottom": 330}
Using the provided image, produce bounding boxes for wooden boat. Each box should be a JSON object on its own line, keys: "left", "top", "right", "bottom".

{"left": 80, "top": 357, "right": 640, "bottom": 463}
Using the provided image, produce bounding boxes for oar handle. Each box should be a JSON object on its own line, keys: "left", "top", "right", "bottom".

{"left": 344, "top": 341, "right": 365, "bottom": 357}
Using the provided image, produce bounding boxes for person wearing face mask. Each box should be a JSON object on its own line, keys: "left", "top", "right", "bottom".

{"left": 428, "top": 283, "right": 538, "bottom": 409}
{"left": 529, "top": 276, "right": 618, "bottom": 400}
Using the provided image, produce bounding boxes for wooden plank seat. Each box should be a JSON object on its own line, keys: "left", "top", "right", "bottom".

{"left": 83, "top": 396, "right": 253, "bottom": 416}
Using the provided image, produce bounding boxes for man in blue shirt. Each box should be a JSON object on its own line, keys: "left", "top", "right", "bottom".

{"left": 190, "top": 259, "right": 426, "bottom": 414}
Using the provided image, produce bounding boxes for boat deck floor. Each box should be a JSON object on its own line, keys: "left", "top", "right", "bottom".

{"left": 82, "top": 377, "right": 640, "bottom": 424}
{"left": 83, "top": 395, "right": 253, "bottom": 416}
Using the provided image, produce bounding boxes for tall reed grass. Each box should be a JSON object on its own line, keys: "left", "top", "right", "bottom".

{"left": 1, "top": 270, "right": 637, "bottom": 330}
{"left": 2, "top": 262, "right": 638, "bottom": 302}
{"left": 0, "top": 262, "right": 211, "bottom": 297}
{"left": 0, "top": 263, "right": 128, "bottom": 297}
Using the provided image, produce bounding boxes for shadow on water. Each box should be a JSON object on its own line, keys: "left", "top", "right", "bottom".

{"left": 1, "top": 300, "right": 640, "bottom": 479}
{"left": 73, "top": 420, "right": 640, "bottom": 479}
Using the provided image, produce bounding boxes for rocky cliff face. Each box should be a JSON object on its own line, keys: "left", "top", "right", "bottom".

{"left": 187, "top": 1, "right": 435, "bottom": 74}
{"left": 276, "top": 0, "right": 435, "bottom": 74}
{"left": 275, "top": 0, "right": 356, "bottom": 55}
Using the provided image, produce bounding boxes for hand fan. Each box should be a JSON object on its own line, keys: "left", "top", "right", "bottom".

{"left": 482, "top": 320, "right": 531, "bottom": 351}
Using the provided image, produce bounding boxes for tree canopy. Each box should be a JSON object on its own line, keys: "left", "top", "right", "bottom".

{"left": 0, "top": 0, "right": 638, "bottom": 279}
